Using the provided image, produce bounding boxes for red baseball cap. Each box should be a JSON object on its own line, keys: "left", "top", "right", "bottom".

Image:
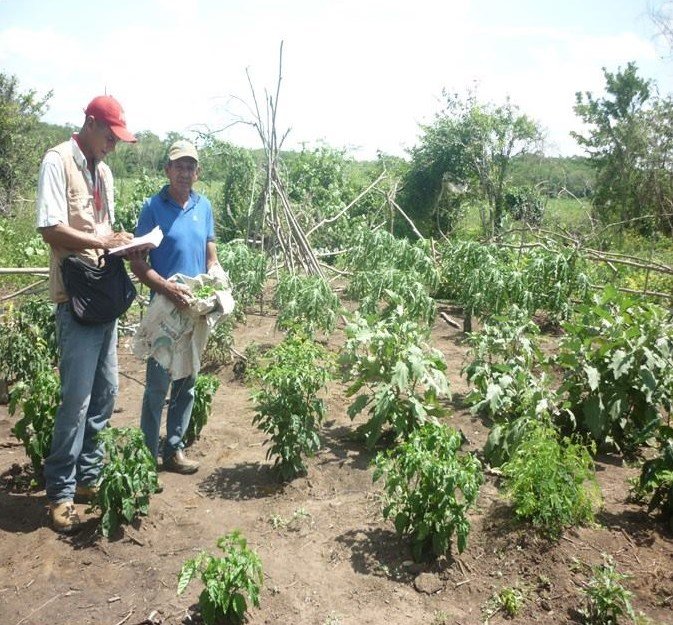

{"left": 84, "top": 95, "right": 136, "bottom": 143}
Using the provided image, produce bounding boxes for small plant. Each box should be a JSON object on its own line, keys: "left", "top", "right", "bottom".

{"left": 372, "top": 422, "right": 483, "bottom": 561}
{"left": 341, "top": 309, "right": 450, "bottom": 448}
{"left": 484, "top": 585, "right": 526, "bottom": 620}
{"left": 201, "top": 316, "right": 236, "bottom": 370}
{"left": 251, "top": 332, "right": 333, "bottom": 480}
{"left": 217, "top": 240, "right": 267, "bottom": 317}
{"left": 631, "top": 425, "right": 673, "bottom": 530}
{"left": 9, "top": 367, "right": 60, "bottom": 477}
{"left": 502, "top": 425, "right": 601, "bottom": 538}
{"left": 90, "top": 427, "right": 160, "bottom": 537}
{"left": 183, "top": 373, "right": 221, "bottom": 447}
{"left": 178, "top": 531, "right": 263, "bottom": 625}
{"left": 581, "top": 556, "right": 635, "bottom": 625}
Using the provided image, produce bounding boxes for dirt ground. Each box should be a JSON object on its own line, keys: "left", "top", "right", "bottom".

{"left": 1, "top": 306, "right": 672, "bottom": 625}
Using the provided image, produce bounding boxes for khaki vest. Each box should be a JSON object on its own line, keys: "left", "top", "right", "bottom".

{"left": 47, "top": 141, "right": 114, "bottom": 303}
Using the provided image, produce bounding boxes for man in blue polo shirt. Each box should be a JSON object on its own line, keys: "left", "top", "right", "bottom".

{"left": 130, "top": 140, "right": 219, "bottom": 474}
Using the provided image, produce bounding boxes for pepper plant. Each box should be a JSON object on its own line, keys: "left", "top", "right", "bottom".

{"left": 178, "top": 531, "right": 263, "bottom": 625}
{"left": 184, "top": 373, "right": 221, "bottom": 447}
{"left": 9, "top": 367, "right": 60, "bottom": 477}
{"left": 373, "top": 422, "right": 483, "bottom": 561}
{"left": 341, "top": 309, "right": 450, "bottom": 449}
{"left": 251, "top": 332, "right": 333, "bottom": 479}
{"left": 90, "top": 427, "right": 160, "bottom": 537}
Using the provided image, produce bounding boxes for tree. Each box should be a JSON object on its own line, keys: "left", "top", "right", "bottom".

{"left": 401, "top": 92, "right": 542, "bottom": 237}
{"left": 572, "top": 63, "right": 673, "bottom": 234}
{"left": 0, "top": 73, "right": 52, "bottom": 213}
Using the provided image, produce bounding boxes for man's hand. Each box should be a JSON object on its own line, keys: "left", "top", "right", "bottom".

{"left": 100, "top": 231, "right": 134, "bottom": 250}
{"left": 163, "top": 281, "right": 193, "bottom": 310}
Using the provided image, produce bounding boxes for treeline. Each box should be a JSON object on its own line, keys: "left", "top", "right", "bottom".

{"left": 4, "top": 61, "right": 673, "bottom": 240}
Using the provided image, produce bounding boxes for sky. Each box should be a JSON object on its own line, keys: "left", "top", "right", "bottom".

{"left": 1, "top": 0, "right": 672, "bottom": 160}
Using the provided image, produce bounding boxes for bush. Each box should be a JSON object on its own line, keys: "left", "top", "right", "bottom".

{"left": 502, "top": 425, "right": 601, "bottom": 538}
{"left": 251, "top": 333, "right": 333, "bottom": 480}
{"left": 373, "top": 422, "right": 483, "bottom": 561}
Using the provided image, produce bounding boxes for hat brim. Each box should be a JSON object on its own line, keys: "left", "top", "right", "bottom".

{"left": 110, "top": 124, "right": 137, "bottom": 143}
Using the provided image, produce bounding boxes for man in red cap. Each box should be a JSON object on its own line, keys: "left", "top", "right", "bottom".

{"left": 36, "top": 94, "right": 137, "bottom": 533}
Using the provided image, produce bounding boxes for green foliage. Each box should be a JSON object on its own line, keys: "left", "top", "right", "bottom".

{"left": 343, "top": 228, "right": 439, "bottom": 326}
{"left": 340, "top": 310, "right": 450, "bottom": 449}
{"left": 581, "top": 556, "right": 635, "bottom": 625}
{"left": 210, "top": 141, "right": 260, "bottom": 242}
{"left": 217, "top": 241, "right": 267, "bottom": 315}
{"left": 0, "top": 298, "right": 56, "bottom": 386}
{"left": 178, "top": 531, "right": 263, "bottom": 625}
{"left": 463, "top": 308, "right": 549, "bottom": 419}
{"left": 631, "top": 425, "right": 673, "bottom": 530}
{"left": 114, "top": 171, "right": 163, "bottom": 232}
{"left": 273, "top": 272, "right": 341, "bottom": 336}
{"left": 504, "top": 184, "right": 545, "bottom": 226}
{"left": 436, "top": 239, "right": 592, "bottom": 323}
{"left": 183, "top": 374, "right": 221, "bottom": 447}
{"left": 573, "top": 62, "right": 673, "bottom": 235}
{"left": 201, "top": 316, "right": 236, "bottom": 370}
{"left": 502, "top": 425, "right": 600, "bottom": 538}
{"left": 9, "top": 368, "right": 60, "bottom": 476}
{"left": 401, "top": 91, "right": 542, "bottom": 236}
{"left": 0, "top": 73, "right": 52, "bottom": 211}
{"left": 484, "top": 585, "right": 526, "bottom": 620}
{"left": 251, "top": 333, "right": 333, "bottom": 480}
{"left": 90, "top": 427, "right": 160, "bottom": 538}
{"left": 372, "top": 422, "right": 483, "bottom": 560}
{"left": 556, "top": 287, "right": 673, "bottom": 454}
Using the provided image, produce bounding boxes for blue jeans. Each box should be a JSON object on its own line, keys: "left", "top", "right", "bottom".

{"left": 140, "top": 357, "right": 195, "bottom": 461}
{"left": 44, "top": 303, "right": 118, "bottom": 504}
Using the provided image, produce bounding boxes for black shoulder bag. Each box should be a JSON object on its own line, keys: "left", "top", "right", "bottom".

{"left": 61, "top": 252, "right": 136, "bottom": 325}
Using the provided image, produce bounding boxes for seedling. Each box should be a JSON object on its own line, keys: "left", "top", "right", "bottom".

{"left": 178, "top": 531, "right": 263, "bottom": 625}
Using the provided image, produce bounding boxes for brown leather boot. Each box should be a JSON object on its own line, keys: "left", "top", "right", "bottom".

{"left": 50, "top": 501, "right": 81, "bottom": 534}
{"left": 163, "top": 449, "right": 199, "bottom": 474}
{"left": 74, "top": 483, "right": 99, "bottom": 504}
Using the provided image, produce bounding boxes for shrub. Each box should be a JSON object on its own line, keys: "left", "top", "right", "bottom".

{"left": 341, "top": 310, "right": 450, "bottom": 449}
{"left": 178, "top": 531, "right": 263, "bottom": 625}
{"left": 502, "top": 425, "right": 601, "bottom": 538}
{"left": 373, "top": 422, "right": 483, "bottom": 561}
{"left": 631, "top": 425, "right": 673, "bottom": 530}
{"left": 251, "top": 333, "right": 333, "bottom": 480}
{"left": 90, "top": 427, "right": 160, "bottom": 537}
{"left": 557, "top": 287, "right": 673, "bottom": 454}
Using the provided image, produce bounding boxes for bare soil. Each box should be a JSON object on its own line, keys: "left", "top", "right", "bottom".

{"left": 1, "top": 307, "right": 672, "bottom": 625}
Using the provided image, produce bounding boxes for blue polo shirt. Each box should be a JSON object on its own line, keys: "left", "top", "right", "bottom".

{"left": 135, "top": 185, "right": 215, "bottom": 280}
